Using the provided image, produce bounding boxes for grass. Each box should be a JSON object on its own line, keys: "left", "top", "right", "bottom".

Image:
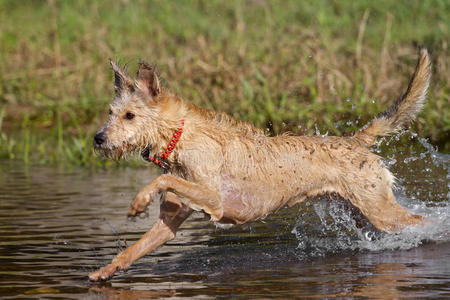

{"left": 0, "top": 0, "right": 448, "bottom": 167}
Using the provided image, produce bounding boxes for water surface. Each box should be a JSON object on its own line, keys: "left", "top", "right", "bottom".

{"left": 0, "top": 139, "right": 449, "bottom": 299}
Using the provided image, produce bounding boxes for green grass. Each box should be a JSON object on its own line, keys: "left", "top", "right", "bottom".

{"left": 0, "top": 0, "right": 448, "bottom": 166}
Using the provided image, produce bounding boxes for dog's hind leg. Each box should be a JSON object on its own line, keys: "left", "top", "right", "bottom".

{"left": 128, "top": 174, "right": 223, "bottom": 221}
{"left": 345, "top": 185, "right": 423, "bottom": 233}
{"left": 89, "top": 192, "right": 192, "bottom": 281}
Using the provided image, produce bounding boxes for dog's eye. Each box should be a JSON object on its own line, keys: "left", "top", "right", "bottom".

{"left": 125, "top": 112, "right": 135, "bottom": 120}
{"left": 108, "top": 109, "right": 112, "bottom": 115}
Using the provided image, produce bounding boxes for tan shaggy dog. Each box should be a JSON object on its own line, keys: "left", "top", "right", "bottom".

{"left": 90, "top": 48, "right": 431, "bottom": 281}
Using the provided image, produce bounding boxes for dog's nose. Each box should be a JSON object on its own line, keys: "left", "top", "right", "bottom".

{"left": 94, "top": 132, "right": 106, "bottom": 146}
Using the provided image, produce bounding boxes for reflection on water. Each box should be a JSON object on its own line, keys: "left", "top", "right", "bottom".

{"left": 0, "top": 142, "right": 448, "bottom": 298}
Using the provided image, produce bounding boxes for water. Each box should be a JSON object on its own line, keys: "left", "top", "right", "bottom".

{"left": 0, "top": 137, "right": 449, "bottom": 299}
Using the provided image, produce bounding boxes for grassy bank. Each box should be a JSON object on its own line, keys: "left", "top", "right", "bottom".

{"left": 0, "top": 0, "right": 448, "bottom": 166}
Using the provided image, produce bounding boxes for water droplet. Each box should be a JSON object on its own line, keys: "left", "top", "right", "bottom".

{"left": 314, "top": 124, "right": 320, "bottom": 135}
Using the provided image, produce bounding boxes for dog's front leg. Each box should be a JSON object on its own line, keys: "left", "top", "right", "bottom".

{"left": 128, "top": 174, "right": 223, "bottom": 221}
{"left": 89, "top": 192, "right": 192, "bottom": 281}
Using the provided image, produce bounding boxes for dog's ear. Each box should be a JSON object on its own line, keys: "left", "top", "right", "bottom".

{"left": 135, "top": 61, "right": 161, "bottom": 98}
{"left": 110, "top": 60, "right": 134, "bottom": 95}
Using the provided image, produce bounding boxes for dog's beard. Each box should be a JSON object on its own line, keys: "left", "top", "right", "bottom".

{"left": 94, "top": 141, "right": 146, "bottom": 161}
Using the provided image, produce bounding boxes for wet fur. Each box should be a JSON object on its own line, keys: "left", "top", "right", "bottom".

{"left": 89, "top": 48, "right": 431, "bottom": 281}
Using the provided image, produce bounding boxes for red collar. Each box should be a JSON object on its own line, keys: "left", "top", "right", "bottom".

{"left": 143, "top": 120, "right": 184, "bottom": 171}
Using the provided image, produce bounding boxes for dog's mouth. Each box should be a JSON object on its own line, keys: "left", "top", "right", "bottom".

{"left": 141, "top": 147, "right": 151, "bottom": 159}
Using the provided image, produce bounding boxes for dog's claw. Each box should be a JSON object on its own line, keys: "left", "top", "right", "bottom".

{"left": 207, "top": 209, "right": 223, "bottom": 222}
{"left": 127, "top": 208, "right": 137, "bottom": 217}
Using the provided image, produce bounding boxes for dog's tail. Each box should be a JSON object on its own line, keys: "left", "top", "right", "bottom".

{"left": 354, "top": 47, "right": 431, "bottom": 146}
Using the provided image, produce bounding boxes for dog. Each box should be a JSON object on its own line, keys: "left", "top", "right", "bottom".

{"left": 89, "top": 48, "right": 431, "bottom": 281}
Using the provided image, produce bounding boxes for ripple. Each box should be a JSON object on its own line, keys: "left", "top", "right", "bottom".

{"left": 0, "top": 146, "right": 448, "bottom": 299}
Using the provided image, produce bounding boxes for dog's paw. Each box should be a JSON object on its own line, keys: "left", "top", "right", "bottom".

{"left": 128, "top": 192, "right": 153, "bottom": 216}
{"left": 88, "top": 263, "right": 122, "bottom": 282}
{"left": 207, "top": 208, "right": 223, "bottom": 222}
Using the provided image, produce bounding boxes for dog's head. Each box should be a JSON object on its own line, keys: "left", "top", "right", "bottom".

{"left": 94, "top": 61, "right": 183, "bottom": 160}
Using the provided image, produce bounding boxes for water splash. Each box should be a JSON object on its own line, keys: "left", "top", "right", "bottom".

{"left": 292, "top": 195, "right": 450, "bottom": 257}
{"left": 292, "top": 130, "right": 450, "bottom": 257}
